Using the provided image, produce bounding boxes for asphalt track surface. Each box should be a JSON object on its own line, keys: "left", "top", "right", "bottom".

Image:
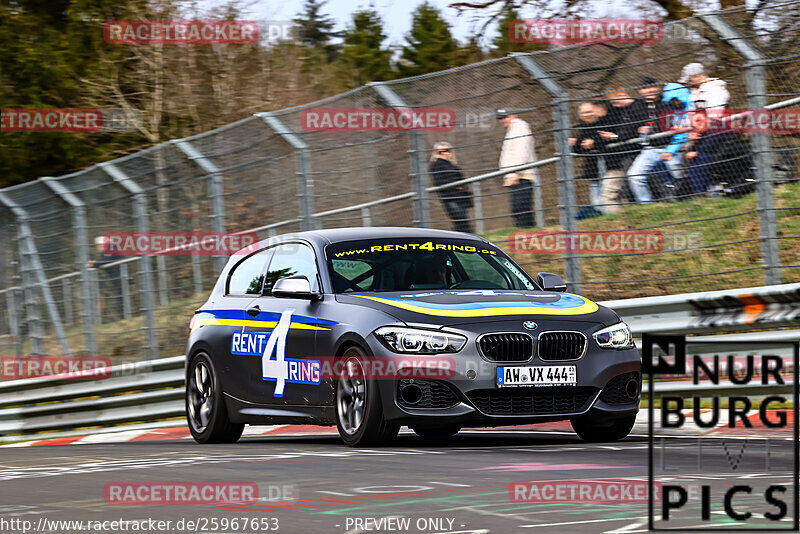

{"left": 0, "top": 429, "right": 796, "bottom": 534}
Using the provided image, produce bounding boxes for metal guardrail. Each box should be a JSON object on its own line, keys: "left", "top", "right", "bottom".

{"left": 0, "top": 356, "right": 185, "bottom": 437}
{"left": 1, "top": 284, "right": 799, "bottom": 439}
{"left": 605, "top": 282, "right": 800, "bottom": 335}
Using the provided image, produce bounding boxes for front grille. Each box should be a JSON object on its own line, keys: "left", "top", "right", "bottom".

{"left": 478, "top": 333, "right": 533, "bottom": 362}
{"left": 467, "top": 387, "right": 597, "bottom": 415}
{"left": 538, "top": 332, "right": 587, "bottom": 361}
{"left": 600, "top": 372, "right": 640, "bottom": 405}
{"left": 397, "top": 380, "right": 460, "bottom": 409}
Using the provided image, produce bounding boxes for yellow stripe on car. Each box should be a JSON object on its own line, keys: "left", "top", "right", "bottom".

{"left": 350, "top": 294, "right": 599, "bottom": 317}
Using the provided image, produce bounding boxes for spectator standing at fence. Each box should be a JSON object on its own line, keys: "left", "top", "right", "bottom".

{"left": 678, "top": 62, "right": 729, "bottom": 111}
{"left": 428, "top": 142, "right": 473, "bottom": 233}
{"left": 569, "top": 102, "right": 607, "bottom": 212}
{"left": 88, "top": 236, "right": 124, "bottom": 320}
{"left": 626, "top": 78, "right": 689, "bottom": 203}
{"left": 497, "top": 109, "right": 537, "bottom": 227}
{"left": 595, "top": 87, "right": 639, "bottom": 213}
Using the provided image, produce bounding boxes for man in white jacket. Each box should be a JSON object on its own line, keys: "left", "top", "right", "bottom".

{"left": 678, "top": 62, "right": 730, "bottom": 111}
{"left": 497, "top": 109, "right": 537, "bottom": 227}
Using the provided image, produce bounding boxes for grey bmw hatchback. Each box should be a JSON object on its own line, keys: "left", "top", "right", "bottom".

{"left": 186, "top": 227, "right": 640, "bottom": 446}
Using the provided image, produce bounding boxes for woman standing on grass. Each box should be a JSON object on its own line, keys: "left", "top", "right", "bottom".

{"left": 429, "top": 142, "right": 474, "bottom": 233}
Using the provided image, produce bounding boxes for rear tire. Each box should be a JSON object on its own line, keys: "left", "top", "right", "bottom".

{"left": 411, "top": 424, "right": 461, "bottom": 440}
{"left": 187, "top": 352, "right": 244, "bottom": 444}
{"left": 335, "top": 346, "right": 399, "bottom": 447}
{"left": 570, "top": 414, "right": 636, "bottom": 443}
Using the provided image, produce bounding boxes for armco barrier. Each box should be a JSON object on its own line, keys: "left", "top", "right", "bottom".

{"left": 1, "top": 285, "right": 799, "bottom": 439}
{"left": 605, "top": 282, "right": 800, "bottom": 335}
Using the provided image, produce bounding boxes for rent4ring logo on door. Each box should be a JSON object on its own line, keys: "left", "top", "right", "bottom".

{"left": 644, "top": 334, "right": 799, "bottom": 531}
{"left": 230, "top": 309, "right": 320, "bottom": 397}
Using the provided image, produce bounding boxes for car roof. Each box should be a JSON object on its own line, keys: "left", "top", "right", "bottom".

{"left": 254, "top": 227, "right": 492, "bottom": 248}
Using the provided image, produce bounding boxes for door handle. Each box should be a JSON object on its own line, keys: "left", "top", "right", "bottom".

{"left": 246, "top": 305, "right": 261, "bottom": 317}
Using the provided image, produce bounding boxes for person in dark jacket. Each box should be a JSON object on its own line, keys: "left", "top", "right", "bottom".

{"left": 594, "top": 87, "right": 641, "bottom": 212}
{"left": 88, "top": 235, "right": 125, "bottom": 320}
{"left": 429, "top": 142, "right": 473, "bottom": 233}
{"left": 626, "top": 78, "right": 691, "bottom": 203}
{"left": 683, "top": 110, "right": 755, "bottom": 197}
{"left": 569, "top": 102, "right": 607, "bottom": 210}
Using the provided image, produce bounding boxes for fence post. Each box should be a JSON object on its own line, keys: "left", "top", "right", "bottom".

{"left": 100, "top": 162, "right": 158, "bottom": 360}
{"left": 155, "top": 256, "right": 168, "bottom": 306}
{"left": 90, "top": 268, "right": 101, "bottom": 326}
{"left": 256, "top": 113, "right": 314, "bottom": 231}
{"left": 120, "top": 262, "right": 131, "bottom": 319}
{"left": 472, "top": 182, "right": 485, "bottom": 234}
{"left": 17, "top": 228, "right": 43, "bottom": 355}
{"left": 42, "top": 177, "right": 97, "bottom": 355}
{"left": 62, "top": 278, "right": 73, "bottom": 325}
{"left": 513, "top": 53, "right": 582, "bottom": 292}
{"left": 5, "top": 290, "right": 22, "bottom": 357}
{"left": 0, "top": 191, "right": 72, "bottom": 355}
{"left": 173, "top": 140, "right": 229, "bottom": 273}
{"left": 361, "top": 207, "right": 372, "bottom": 227}
{"left": 191, "top": 255, "right": 203, "bottom": 296}
{"left": 533, "top": 171, "right": 545, "bottom": 228}
{"left": 369, "top": 82, "right": 431, "bottom": 228}
{"left": 699, "top": 13, "right": 781, "bottom": 285}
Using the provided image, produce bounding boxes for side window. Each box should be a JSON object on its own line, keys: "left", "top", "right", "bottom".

{"left": 227, "top": 249, "right": 273, "bottom": 295}
{"left": 263, "top": 243, "right": 319, "bottom": 295}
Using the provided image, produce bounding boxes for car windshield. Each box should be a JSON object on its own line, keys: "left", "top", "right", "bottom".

{"left": 326, "top": 238, "right": 538, "bottom": 293}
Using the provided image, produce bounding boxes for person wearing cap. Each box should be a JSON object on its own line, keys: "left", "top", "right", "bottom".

{"left": 679, "top": 62, "right": 729, "bottom": 111}
{"left": 497, "top": 109, "right": 537, "bottom": 227}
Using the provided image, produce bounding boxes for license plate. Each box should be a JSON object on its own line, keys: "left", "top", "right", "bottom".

{"left": 496, "top": 365, "right": 577, "bottom": 387}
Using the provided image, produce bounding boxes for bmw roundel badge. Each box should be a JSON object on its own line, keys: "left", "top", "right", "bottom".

{"left": 523, "top": 321, "right": 537, "bottom": 330}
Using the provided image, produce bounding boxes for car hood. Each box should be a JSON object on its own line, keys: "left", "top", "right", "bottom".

{"left": 335, "top": 289, "right": 618, "bottom": 327}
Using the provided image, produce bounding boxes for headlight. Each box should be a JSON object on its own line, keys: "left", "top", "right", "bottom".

{"left": 374, "top": 326, "right": 467, "bottom": 354}
{"left": 593, "top": 322, "right": 634, "bottom": 349}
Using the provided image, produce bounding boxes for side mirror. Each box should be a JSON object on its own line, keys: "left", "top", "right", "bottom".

{"left": 272, "top": 275, "right": 320, "bottom": 300}
{"left": 537, "top": 272, "right": 567, "bottom": 292}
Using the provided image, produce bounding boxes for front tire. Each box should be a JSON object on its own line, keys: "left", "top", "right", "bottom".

{"left": 335, "top": 346, "right": 399, "bottom": 447}
{"left": 570, "top": 413, "right": 636, "bottom": 442}
{"left": 187, "top": 352, "right": 244, "bottom": 444}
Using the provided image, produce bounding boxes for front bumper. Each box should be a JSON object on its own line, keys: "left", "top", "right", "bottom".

{"left": 366, "top": 329, "right": 641, "bottom": 427}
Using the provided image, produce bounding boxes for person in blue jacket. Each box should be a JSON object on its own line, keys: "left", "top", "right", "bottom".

{"left": 626, "top": 80, "right": 692, "bottom": 203}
